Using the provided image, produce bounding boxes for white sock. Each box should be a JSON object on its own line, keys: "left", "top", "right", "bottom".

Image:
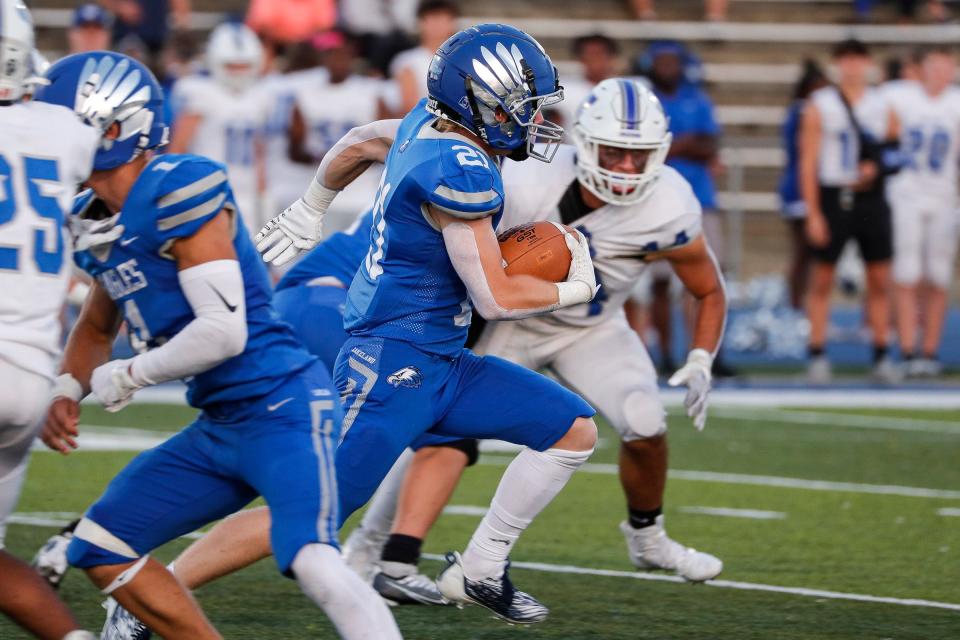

{"left": 62, "top": 632, "right": 96, "bottom": 640}
{"left": 358, "top": 448, "right": 413, "bottom": 537}
{"left": 292, "top": 543, "right": 401, "bottom": 640}
{"left": 462, "top": 447, "right": 592, "bottom": 580}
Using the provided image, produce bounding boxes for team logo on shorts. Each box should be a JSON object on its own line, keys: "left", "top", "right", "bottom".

{"left": 387, "top": 366, "right": 423, "bottom": 389}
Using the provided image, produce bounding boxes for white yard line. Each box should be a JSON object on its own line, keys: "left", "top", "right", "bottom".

{"left": 11, "top": 513, "right": 957, "bottom": 613}
{"left": 30, "top": 426, "right": 959, "bottom": 501}
{"left": 419, "top": 553, "right": 960, "bottom": 612}
{"left": 678, "top": 506, "right": 787, "bottom": 520}
{"left": 705, "top": 408, "right": 960, "bottom": 435}
{"left": 937, "top": 508, "right": 960, "bottom": 517}
{"left": 477, "top": 456, "right": 960, "bottom": 500}
{"left": 442, "top": 505, "right": 488, "bottom": 517}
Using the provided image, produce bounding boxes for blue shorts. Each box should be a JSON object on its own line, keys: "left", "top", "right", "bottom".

{"left": 333, "top": 336, "right": 594, "bottom": 523}
{"left": 68, "top": 361, "right": 342, "bottom": 575}
{"left": 273, "top": 284, "right": 349, "bottom": 372}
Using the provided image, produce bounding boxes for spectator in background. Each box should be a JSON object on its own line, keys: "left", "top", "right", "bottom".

{"left": 800, "top": 39, "right": 899, "bottom": 384}
{"left": 169, "top": 22, "right": 271, "bottom": 238}
{"left": 100, "top": 0, "right": 191, "bottom": 55}
{"left": 340, "top": 0, "right": 419, "bottom": 76}
{"left": 555, "top": 34, "right": 620, "bottom": 132}
{"left": 780, "top": 60, "right": 829, "bottom": 310}
{"left": 884, "top": 47, "right": 960, "bottom": 377}
{"left": 68, "top": 3, "right": 112, "bottom": 53}
{"left": 246, "top": 0, "right": 336, "bottom": 48}
{"left": 289, "top": 30, "right": 389, "bottom": 232}
{"left": 629, "top": 0, "right": 729, "bottom": 21}
{"left": 632, "top": 40, "right": 731, "bottom": 376}
{"left": 389, "top": 0, "right": 459, "bottom": 114}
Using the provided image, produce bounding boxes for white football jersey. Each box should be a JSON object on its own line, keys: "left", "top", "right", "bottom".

{"left": 810, "top": 86, "right": 890, "bottom": 186}
{"left": 388, "top": 46, "right": 432, "bottom": 108}
{"left": 884, "top": 81, "right": 960, "bottom": 206}
{"left": 294, "top": 74, "right": 388, "bottom": 231}
{"left": 500, "top": 145, "right": 702, "bottom": 328}
{"left": 0, "top": 102, "right": 98, "bottom": 379}
{"left": 172, "top": 75, "right": 271, "bottom": 228}
{"left": 260, "top": 68, "right": 329, "bottom": 209}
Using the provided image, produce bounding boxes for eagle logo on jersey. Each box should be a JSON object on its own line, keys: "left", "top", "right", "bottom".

{"left": 387, "top": 366, "right": 423, "bottom": 389}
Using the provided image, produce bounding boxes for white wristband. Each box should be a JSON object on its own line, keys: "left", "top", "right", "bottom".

{"left": 303, "top": 177, "right": 339, "bottom": 212}
{"left": 555, "top": 281, "right": 593, "bottom": 308}
{"left": 51, "top": 373, "right": 84, "bottom": 402}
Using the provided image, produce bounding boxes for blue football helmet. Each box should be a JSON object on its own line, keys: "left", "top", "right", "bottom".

{"left": 33, "top": 52, "right": 169, "bottom": 170}
{"left": 426, "top": 23, "right": 564, "bottom": 162}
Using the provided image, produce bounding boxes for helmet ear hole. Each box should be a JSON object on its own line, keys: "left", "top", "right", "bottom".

{"left": 105, "top": 121, "right": 122, "bottom": 141}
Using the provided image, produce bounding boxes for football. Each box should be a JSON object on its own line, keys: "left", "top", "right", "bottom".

{"left": 497, "top": 221, "right": 574, "bottom": 282}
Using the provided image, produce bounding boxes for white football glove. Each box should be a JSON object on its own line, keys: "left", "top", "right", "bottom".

{"left": 668, "top": 349, "right": 713, "bottom": 431}
{"left": 255, "top": 198, "right": 326, "bottom": 267}
{"left": 90, "top": 359, "right": 143, "bottom": 413}
{"left": 555, "top": 226, "right": 600, "bottom": 308}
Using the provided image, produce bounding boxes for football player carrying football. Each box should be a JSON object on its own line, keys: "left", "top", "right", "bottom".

{"left": 257, "top": 23, "right": 601, "bottom": 623}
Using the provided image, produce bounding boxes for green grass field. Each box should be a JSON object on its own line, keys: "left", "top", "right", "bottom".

{"left": 2, "top": 401, "right": 959, "bottom": 639}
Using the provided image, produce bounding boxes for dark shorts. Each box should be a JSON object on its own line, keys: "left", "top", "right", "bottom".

{"left": 812, "top": 186, "right": 893, "bottom": 264}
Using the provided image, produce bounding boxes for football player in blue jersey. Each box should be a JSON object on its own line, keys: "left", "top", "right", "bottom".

{"left": 255, "top": 24, "right": 602, "bottom": 624}
{"left": 34, "top": 52, "right": 401, "bottom": 640}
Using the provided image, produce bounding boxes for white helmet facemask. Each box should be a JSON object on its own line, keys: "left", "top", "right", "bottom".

{"left": 572, "top": 78, "right": 672, "bottom": 206}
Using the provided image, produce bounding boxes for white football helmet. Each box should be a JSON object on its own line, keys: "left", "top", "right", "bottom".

{"left": 207, "top": 22, "right": 263, "bottom": 92}
{"left": 0, "top": 0, "right": 34, "bottom": 102}
{"left": 572, "top": 78, "right": 672, "bottom": 206}
{"left": 23, "top": 49, "right": 50, "bottom": 99}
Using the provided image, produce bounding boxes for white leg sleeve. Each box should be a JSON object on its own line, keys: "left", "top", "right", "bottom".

{"left": 462, "top": 447, "right": 592, "bottom": 580}
{"left": 358, "top": 448, "right": 413, "bottom": 536}
{"left": 292, "top": 543, "right": 401, "bottom": 640}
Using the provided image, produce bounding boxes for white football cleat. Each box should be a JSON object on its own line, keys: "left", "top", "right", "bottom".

{"left": 342, "top": 525, "right": 388, "bottom": 583}
{"left": 619, "top": 517, "right": 722, "bottom": 582}
{"left": 871, "top": 356, "right": 903, "bottom": 385}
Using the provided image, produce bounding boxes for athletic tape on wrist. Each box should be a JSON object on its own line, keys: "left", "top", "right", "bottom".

{"left": 51, "top": 373, "right": 84, "bottom": 402}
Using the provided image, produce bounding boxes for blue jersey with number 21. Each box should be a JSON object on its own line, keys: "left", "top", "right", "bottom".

{"left": 343, "top": 100, "right": 505, "bottom": 356}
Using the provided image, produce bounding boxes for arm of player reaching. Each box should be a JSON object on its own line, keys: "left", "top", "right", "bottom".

{"left": 89, "top": 211, "right": 248, "bottom": 414}
{"left": 42, "top": 281, "right": 123, "bottom": 454}
{"left": 661, "top": 235, "right": 727, "bottom": 431}
{"left": 800, "top": 102, "right": 827, "bottom": 248}
{"left": 434, "top": 208, "right": 598, "bottom": 319}
{"left": 257, "top": 119, "right": 402, "bottom": 265}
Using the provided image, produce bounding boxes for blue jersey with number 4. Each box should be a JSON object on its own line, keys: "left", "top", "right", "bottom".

{"left": 343, "top": 101, "right": 504, "bottom": 356}
{"left": 72, "top": 154, "right": 315, "bottom": 409}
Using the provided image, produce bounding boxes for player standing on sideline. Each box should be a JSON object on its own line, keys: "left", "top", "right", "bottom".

{"left": 801, "top": 39, "right": 899, "bottom": 384}
{"left": 0, "top": 2, "right": 100, "bottom": 638}
{"left": 168, "top": 22, "right": 271, "bottom": 238}
{"left": 343, "top": 79, "right": 726, "bottom": 601}
{"left": 883, "top": 46, "right": 960, "bottom": 377}
{"left": 34, "top": 51, "right": 400, "bottom": 640}
{"left": 256, "top": 23, "right": 601, "bottom": 623}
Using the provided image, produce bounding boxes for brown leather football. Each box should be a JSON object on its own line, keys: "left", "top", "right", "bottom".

{"left": 497, "top": 221, "right": 573, "bottom": 283}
